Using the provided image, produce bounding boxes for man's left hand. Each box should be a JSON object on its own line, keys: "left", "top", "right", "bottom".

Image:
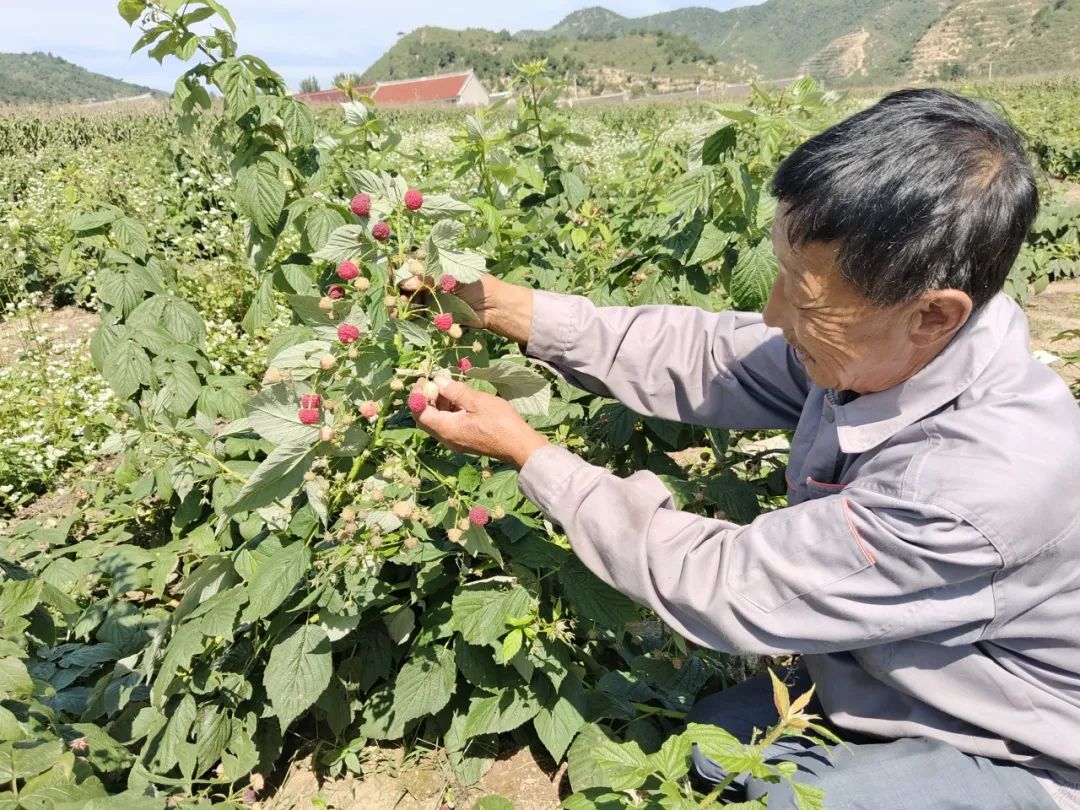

{"left": 413, "top": 381, "right": 549, "bottom": 470}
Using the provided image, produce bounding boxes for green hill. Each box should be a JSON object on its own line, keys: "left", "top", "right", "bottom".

{"left": 0, "top": 52, "right": 160, "bottom": 105}
{"left": 363, "top": 0, "right": 1080, "bottom": 91}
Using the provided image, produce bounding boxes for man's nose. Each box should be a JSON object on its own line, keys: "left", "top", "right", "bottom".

{"left": 762, "top": 276, "right": 787, "bottom": 331}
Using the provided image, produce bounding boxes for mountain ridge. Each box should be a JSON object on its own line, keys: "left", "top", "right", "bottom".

{"left": 0, "top": 52, "right": 161, "bottom": 105}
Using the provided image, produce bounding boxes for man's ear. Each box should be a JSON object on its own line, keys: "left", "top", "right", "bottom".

{"left": 910, "top": 289, "right": 973, "bottom": 348}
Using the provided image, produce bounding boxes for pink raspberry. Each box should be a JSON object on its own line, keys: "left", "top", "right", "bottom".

{"left": 457, "top": 357, "right": 473, "bottom": 373}
{"left": 337, "top": 261, "right": 359, "bottom": 281}
{"left": 338, "top": 323, "right": 360, "bottom": 344}
{"left": 404, "top": 189, "right": 423, "bottom": 211}
{"left": 438, "top": 274, "right": 458, "bottom": 293}
{"left": 407, "top": 392, "right": 428, "bottom": 414}
{"left": 434, "top": 313, "right": 453, "bottom": 332}
{"left": 372, "top": 221, "right": 391, "bottom": 242}
{"left": 298, "top": 408, "right": 320, "bottom": 425}
{"left": 350, "top": 193, "right": 371, "bottom": 217}
{"left": 300, "top": 393, "right": 321, "bottom": 409}
{"left": 468, "top": 506, "right": 490, "bottom": 526}
{"left": 360, "top": 400, "right": 379, "bottom": 419}
{"left": 327, "top": 284, "right": 345, "bottom": 299}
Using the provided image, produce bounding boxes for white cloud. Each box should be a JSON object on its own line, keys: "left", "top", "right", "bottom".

{"left": 0, "top": 0, "right": 752, "bottom": 91}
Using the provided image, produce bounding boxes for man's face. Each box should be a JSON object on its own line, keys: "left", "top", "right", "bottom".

{"left": 762, "top": 204, "right": 923, "bottom": 394}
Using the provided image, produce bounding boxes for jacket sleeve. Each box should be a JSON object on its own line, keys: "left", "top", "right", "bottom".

{"left": 518, "top": 445, "right": 1002, "bottom": 655}
{"left": 524, "top": 290, "right": 811, "bottom": 430}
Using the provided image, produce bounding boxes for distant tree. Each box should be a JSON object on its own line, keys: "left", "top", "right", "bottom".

{"left": 332, "top": 72, "right": 364, "bottom": 87}
{"left": 298, "top": 76, "right": 320, "bottom": 93}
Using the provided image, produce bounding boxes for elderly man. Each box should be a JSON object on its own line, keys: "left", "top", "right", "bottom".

{"left": 412, "top": 89, "right": 1080, "bottom": 808}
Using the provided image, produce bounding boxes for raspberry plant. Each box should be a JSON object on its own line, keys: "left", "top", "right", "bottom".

{"left": 0, "top": 2, "right": 859, "bottom": 807}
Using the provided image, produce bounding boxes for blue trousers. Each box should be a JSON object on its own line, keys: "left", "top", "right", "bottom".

{"left": 684, "top": 666, "right": 1058, "bottom": 809}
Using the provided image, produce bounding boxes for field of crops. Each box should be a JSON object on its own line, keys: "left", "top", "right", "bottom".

{"left": 0, "top": 2, "right": 1078, "bottom": 808}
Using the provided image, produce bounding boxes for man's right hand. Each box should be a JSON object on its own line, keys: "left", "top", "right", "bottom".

{"left": 401, "top": 273, "right": 534, "bottom": 346}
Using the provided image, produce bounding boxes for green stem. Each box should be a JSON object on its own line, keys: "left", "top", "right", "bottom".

{"left": 630, "top": 702, "right": 688, "bottom": 720}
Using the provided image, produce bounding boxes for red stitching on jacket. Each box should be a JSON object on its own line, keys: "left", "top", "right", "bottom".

{"left": 842, "top": 497, "right": 877, "bottom": 565}
{"left": 807, "top": 475, "right": 846, "bottom": 490}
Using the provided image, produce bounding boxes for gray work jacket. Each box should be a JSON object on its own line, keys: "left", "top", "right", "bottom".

{"left": 517, "top": 289, "right": 1080, "bottom": 781}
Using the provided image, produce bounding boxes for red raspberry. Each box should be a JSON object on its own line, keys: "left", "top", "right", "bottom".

{"left": 298, "top": 408, "right": 320, "bottom": 425}
{"left": 337, "top": 261, "right": 359, "bottom": 281}
{"left": 404, "top": 189, "right": 423, "bottom": 211}
{"left": 457, "top": 357, "right": 473, "bottom": 373}
{"left": 372, "top": 221, "right": 391, "bottom": 242}
{"left": 300, "top": 393, "right": 321, "bottom": 409}
{"left": 350, "top": 193, "right": 371, "bottom": 217}
{"left": 438, "top": 274, "right": 458, "bottom": 293}
{"left": 338, "top": 323, "right": 360, "bottom": 344}
{"left": 327, "top": 284, "right": 345, "bottom": 299}
{"left": 360, "top": 400, "right": 379, "bottom": 419}
{"left": 407, "top": 392, "right": 428, "bottom": 414}
{"left": 468, "top": 506, "right": 490, "bottom": 526}
{"left": 434, "top": 313, "right": 453, "bottom": 332}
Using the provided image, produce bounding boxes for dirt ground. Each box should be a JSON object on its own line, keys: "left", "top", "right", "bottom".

{"left": 259, "top": 743, "right": 568, "bottom": 810}
{"left": 1024, "top": 277, "right": 1080, "bottom": 386}
{"left": 0, "top": 304, "right": 99, "bottom": 364}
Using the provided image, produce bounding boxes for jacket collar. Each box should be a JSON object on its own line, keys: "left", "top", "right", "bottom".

{"left": 833, "top": 293, "right": 1020, "bottom": 454}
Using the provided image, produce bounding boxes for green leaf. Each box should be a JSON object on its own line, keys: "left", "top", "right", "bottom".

{"left": 152, "top": 358, "right": 202, "bottom": 416}
{"left": 112, "top": 217, "right": 149, "bottom": 259}
{"left": 0, "top": 658, "right": 33, "bottom": 701}
{"left": 463, "top": 687, "right": 540, "bottom": 738}
{"left": 216, "top": 59, "right": 256, "bottom": 117}
{"left": 71, "top": 209, "right": 118, "bottom": 233}
{"left": 264, "top": 624, "right": 332, "bottom": 732}
{"left": 392, "top": 646, "right": 457, "bottom": 724}
{"left": 248, "top": 384, "right": 322, "bottom": 446}
{"left": 96, "top": 267, "right": 149, "bottom": 317}
{"left": 701, "top": 124, "right": 737, "bottom": 165}
{"left": 304, "top": 207, "right": 346, "bottom": 253}
{"left": 566, "top": 723, "right": 618, "bottom": 792}
{"left": 237, "top": 162, "right": 286, "bottom": 236}
{"left": 242, "top": 271, "right": 278, "bottom": 334}
{"left": 533, "top": 676, "right": 587, "bottom": 761}
{"left": 558, "top": 558, "right": 639, "bottom": 629}
{"left": 0, "top": 740, "right": 64, "bottom": 781}
{"left": 240, "top": 540, "right": 310, "bottom": 623}
{"left": 466, "top": 361, "right": 550, "bottom": 416}
{"left": 591, "top": 737, "right": 652, "bottom": 791}
{"left": 278, "top": 98, "right": 315, "bottom": 146}
{"left": 312, "top": 225, "right": 366, "bottom": 263}
{"left": 117, "top": 0, "right": 146, "bottom": 25}
{"left": 103, "top": 338, "right": 152, "bottom": 400}
{"left": 416, "top": 193, "right": 473, "bottom": 219}
{"left": 792, "top": 782, "right": 826, "bottom": 810}
{"left": 473, "top": 797, "right": 514, "bottom": 810}
{"left": 227, "top": 440, "right": 320, "bottom": 514}
{"left": 729, "top": 240, "right": 777, "bottom": 312}
{"left": 461, "top": 525, "right": 504, "bottom": 566}
{"left": 127, "top": 294, "right": 207, "bottom": 347}
{"left": 431, "top": 247, "right": 488, "bottom": 284}
{"left": 451, "top": 584, "right": 531, "bottom": 646}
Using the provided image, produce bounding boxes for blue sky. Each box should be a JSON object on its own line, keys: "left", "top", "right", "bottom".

{"left": 0, "top": 1, "right": 755, "bottom": 92}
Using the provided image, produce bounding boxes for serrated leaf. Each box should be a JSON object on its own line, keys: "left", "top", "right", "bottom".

{"left": 96, "top": 267, "right": 149, "bottom": 317}
{"left": 416, "top": 193, "right": 473, "bottom": 219}
{"left": 118, "top": 0, "right": 145, "bottom": 25}
{"left": 533, "top": 676, "right": 587, "bottom": 761}
{"left": 247, "top": 384, "right": 321, "bottom": 446}
{"left": 278, "top": 98, "right": 314, "bottom": 146}
{"left": 557, "top": 558, "right": 638, "bottom": 629}
{"left": 263, "top": 624, "right": 332, "bottom": 732}
{"left": 461, "top": 525, "right": 503, "bottom": 566}
{"left": 227, "top": 440, "right": 319, "bottom": 514}
{"left": 127, "top": 294, "right": 207, "bottom": 347}
{"left": 451, "top": 584, "right": 531, "bottom": 646}
{"left": 312, "top": 225, "right": 366, "bottom": 263}
{"left": 431, "top": 246, "right": 488, "bottom": 284}
{"left": 342, "top": 101, "right": 368, "bottom": 125}
{"left": 152, "top": 358, "right": 202, "bottom": 416}
{"left": 428, "top": 219, "right": 464, "bottom": 249}
{"left": 463, "top": 687, "right": 540, "bottom": 738}
{"left": 729, "top": 240, "right": 777, "bottom": 312}
{"left": 103, "top": 338, "right": 151, "bottom": 400}
{"left": 591, "top": 737, "right": 652, "bottom": 791}
{"left": 304, "top": 207, "right": 346, "bottom": 253}
{"left": 392, "top": 646, "right": 456, "bottom": 724}
{"left": 466, "top": 361, "right": 549, "bottom": 416}
{"left": 216, "top": 59, "right": 255, "bottom": 117}
{"left": 112, "top": 217, "right": 149, "bottom": 259}
{"left": 71, "top": 209, "right": 118, "bottom": 233}
{"left": 239, "top": 540, "right": 310, "bottom": 623}
{"left": 237, "top": 162, "right": 286, "bottom": 236}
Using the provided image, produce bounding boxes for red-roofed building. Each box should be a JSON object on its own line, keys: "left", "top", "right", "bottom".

{"left": 293, "top": 86, "right": 375, "bottom": 106}
{"left": 294, "top": 71, "right": 489, "bottom": 108}
{"left": 371, "top": 71, "right": 489, "bottom": 107}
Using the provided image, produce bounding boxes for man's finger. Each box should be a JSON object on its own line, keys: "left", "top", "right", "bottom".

{"left": 437, "top": 381, "right": 482, "bottom": 411}
{"left": 415, "top": 403, "right": 465, "bottom": 442}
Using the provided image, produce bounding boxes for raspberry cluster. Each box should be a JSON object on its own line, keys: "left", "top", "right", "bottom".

{"left": 434, "top": 313, "right": 454, "bottom": 332}
{"left": 404, "top": 189, "right": 424, "bottom": 211}
{"left": 337, "top": 324, "right": 360, "bottom": 344}
{"left": 372, "top": 221, "right": 391, "bottom": 242}
{"left": 350, "top": 193, "right": 371, "bottom": 217}
{"left": 337, "top": 261, "right": 359, "bottom": 281}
